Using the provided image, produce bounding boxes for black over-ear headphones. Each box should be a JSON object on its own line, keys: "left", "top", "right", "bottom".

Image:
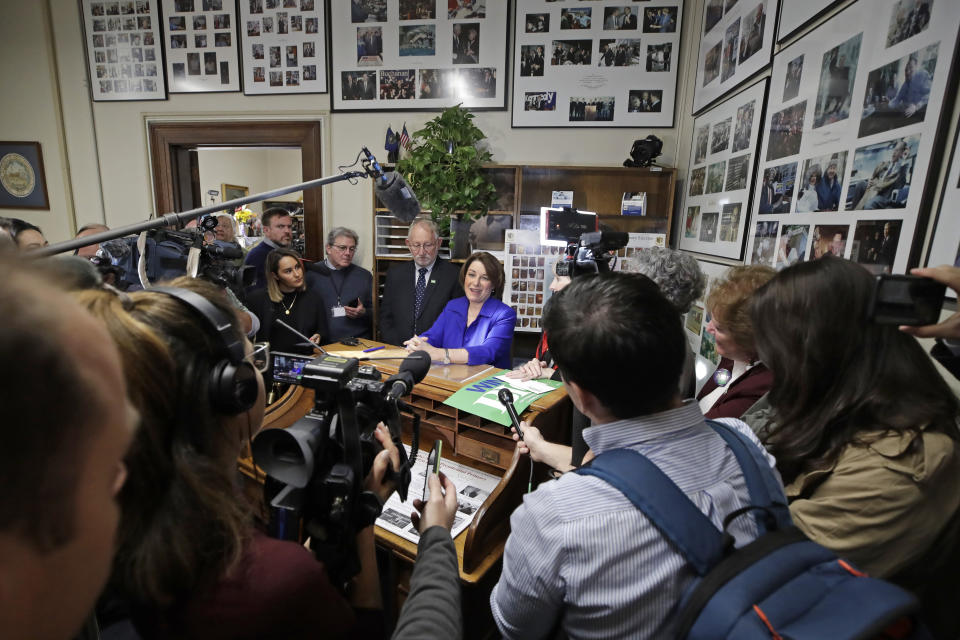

{"left": 151, "top": 286, "right": 259, "bottom": 415}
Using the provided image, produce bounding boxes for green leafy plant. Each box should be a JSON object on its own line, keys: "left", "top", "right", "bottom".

{"left": 397, "top": 104, "right": 497, "bottom": 227}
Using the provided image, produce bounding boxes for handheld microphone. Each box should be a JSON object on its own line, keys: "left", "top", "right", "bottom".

{"left": 273, "top": 319, "right": 328, "bottom": 355}
{"left": 498, "top": 388, "right": 524, "bottom": 440}
{"left": 384, "top": 350, "right": 431, "bottom": 401}
{"left": 361, "top": 146, "right": 421, "bottom": 223}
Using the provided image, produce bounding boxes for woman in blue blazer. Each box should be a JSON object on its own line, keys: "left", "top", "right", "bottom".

{"left": 405, "top": 251, "right": 516, "bottom": 369}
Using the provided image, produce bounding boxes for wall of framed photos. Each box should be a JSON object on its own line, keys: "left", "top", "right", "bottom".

{"left": 744, "top": 0, "right": 960, "bottom": 276}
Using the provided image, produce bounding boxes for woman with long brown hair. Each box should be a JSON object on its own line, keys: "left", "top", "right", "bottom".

{"left": 747, "top": 256, "right": 960, "bottom": 637}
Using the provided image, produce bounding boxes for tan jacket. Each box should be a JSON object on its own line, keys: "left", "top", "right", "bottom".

{"left": 785, "top": 427, "right": 960, "bottom": 578}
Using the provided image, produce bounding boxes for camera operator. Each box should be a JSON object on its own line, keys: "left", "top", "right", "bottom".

{"left": 0, "top": 263, "right": 136, "bottom": 640}
{"left": 78, "top": 277, "right": 401, "bottom": 638}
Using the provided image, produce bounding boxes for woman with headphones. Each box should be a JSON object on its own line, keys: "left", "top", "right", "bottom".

{"left": 78, "top": 277, "right": 460, "bottom": 638}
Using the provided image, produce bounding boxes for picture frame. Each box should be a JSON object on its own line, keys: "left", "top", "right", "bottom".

{"left": 161, "top": 0, "right": 241, "bottom": 92}
{"left": 776, "top": 0, "right": 843, "bottom": 44}
{"left": 221, "top": 183, "right": 249, "bottom": 202}
{"left": 80, "top": 0, "right": 168, "bottom": 101}
{"left": 0, "top": 142, "right": 50, "bottom": 210}
{"left": 679, "top": 79, "right": 768, "bottom": 260}
{"left": 330, "top": 0, "right": 511, "bottom": 112}
{"left": 239, "top": 0, "right": 327, "bottom": 94}
{"left": 923, "top": 125, "right": 960, "bottom": 281}
{"left": 692, "top": 0, "right": 777, "bottom": 115}
{"left": 745, "top": 0, "right": 959, "bottom": 275}
{"left": 511, "top": 0, "right": 682, "bottom": 128}
{"left": 684, "top": 259, "right": 733, "bottom": 394}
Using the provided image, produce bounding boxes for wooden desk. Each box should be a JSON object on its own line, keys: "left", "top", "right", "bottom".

{"left": 238, "top": 343, "right": 570, "bottom": 636}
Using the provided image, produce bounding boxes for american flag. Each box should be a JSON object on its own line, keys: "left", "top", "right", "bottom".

{"left": 399, "top": 123, "right": 411, "bottom": 149}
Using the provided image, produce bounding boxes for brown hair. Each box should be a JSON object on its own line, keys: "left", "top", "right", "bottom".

{"left": 0, "top": 264, "right": 101, "bottom": 551}
{"left": 76, "top": 277, "right": 250, "bottom": 608}
{"left": 460, "top": 251, "right": 505, "bottom": 299}
{"left": 265, "top": 247, "right": 305, "bottom": 303}
{"left": 706, "top": 264, "right": 776, "bottom": 359}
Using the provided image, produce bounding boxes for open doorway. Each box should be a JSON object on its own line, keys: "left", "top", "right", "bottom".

{"left": 147, "top": 120, "right": 324, "bottom": 259}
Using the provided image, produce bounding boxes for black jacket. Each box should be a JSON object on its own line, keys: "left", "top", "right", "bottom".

{"left": 378, "top": 259, "right": 463, "bottom": 347}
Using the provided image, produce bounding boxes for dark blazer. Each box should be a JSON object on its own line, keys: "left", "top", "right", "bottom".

{"left": 697, "top": 357, "right": 774, "bottom": 420}
{"left": 379, "top": 259, "right": 463, "bottom": 347}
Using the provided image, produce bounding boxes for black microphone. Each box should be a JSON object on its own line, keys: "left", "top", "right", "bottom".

{"left": 361, "top": 146, "right": 421, "bottom": 223}
{"left": 498, "top": 388, "right": 524, "bottom": 439}
{"left": 376, "top": 171, "right": 421, "bottom": 223}
{"left": 384, "top": 350, "right": 431, "bottom": 401}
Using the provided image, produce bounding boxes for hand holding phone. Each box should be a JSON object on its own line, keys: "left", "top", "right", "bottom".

{"left": 901, "top": 266, "right": 960, "bottom": 339}
{"left": 869, "top": 273, "right": 945, "bottom": 326}
{"left": 422, "top": 440, "right": 443, "bottom": 502}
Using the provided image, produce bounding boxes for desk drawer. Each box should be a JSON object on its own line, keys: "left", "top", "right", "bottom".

{"left": 457, "top": 428, "right": 514, "bottom": 470}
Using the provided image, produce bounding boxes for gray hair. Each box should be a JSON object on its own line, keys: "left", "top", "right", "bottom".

{"left": 633, "top": 247, "right": 706, "bottom": 314}
{"left": 407, "top": 218, "right": 440, "bottom": 241}
{"left": 326, "top": 226, "right": 359, "bottom": 246}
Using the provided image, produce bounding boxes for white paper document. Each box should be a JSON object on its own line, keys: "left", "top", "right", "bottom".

{"left": 375, "top": 445, "right": 501, "bottom": 545}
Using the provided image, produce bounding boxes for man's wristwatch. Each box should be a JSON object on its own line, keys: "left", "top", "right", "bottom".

{"left": 443, "top": 348, "right": 451, "bottom": 365}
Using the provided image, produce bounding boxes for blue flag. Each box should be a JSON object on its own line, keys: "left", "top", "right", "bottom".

{"left": 385, "top": 126, "right": 399, "bottom": 152}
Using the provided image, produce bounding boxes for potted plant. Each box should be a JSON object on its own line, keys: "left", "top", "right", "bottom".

{"left": 396, "top": 104, "right": 498, "bottom": 257}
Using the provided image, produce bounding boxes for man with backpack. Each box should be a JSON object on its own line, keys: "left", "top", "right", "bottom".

{"left": 490, "top": 272, "right": 777, "bottom": 638}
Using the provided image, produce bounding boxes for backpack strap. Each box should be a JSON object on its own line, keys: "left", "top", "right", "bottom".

{"left": 576, "top": 449, "right": 726, "bottom": 576}
{"left": 704, "top": 420, "right": 792, "bottom": 532}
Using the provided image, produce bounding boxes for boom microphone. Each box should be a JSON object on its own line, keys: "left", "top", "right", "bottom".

{"left": 384, "top": 350, "right": 431, "bottom": 401}
{"left": 375, "top": 171, "right": 421, "bottom": 223}
{"left": 361, "top": 146, "right": 421, "bottom": 223}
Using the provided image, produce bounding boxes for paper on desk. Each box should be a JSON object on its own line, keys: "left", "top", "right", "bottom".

{"left": 442, "top": 373, "right": 563, "bottom": 426}
{"left": 375, "top": 445, "right": 501, "bottom": 545}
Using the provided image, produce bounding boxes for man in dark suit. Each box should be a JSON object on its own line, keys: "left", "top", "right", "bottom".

{"left": 379, "top": 219, "right": 463, "bottom": 346}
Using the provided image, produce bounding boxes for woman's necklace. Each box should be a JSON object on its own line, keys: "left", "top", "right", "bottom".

{"left": 280, "top": 292, "right": 298, "bottom": 315}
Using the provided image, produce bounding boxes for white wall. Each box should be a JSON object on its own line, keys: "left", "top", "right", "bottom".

{"left": 197, "top": 147, "right": 302, "bottom": 214}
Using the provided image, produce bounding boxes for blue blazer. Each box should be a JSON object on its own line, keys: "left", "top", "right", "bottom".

{"left": 421, "top": 296, "right": 517, "bottom": 369}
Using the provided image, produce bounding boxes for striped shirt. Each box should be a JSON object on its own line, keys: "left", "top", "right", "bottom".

{"left": 490, "top": 401, "right": 780, "bottom": 639}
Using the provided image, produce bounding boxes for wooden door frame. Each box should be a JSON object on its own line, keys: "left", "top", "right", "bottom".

{"left": 147, "top": 120, "right": 324, "bottom": 260}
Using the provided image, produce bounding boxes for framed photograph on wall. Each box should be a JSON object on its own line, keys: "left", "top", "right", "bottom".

{"left": 239, "top": 0, "right": 327, "bottom": 94}
{"left": 0, "top": 142, "right": 50, "bottom": 210}
{"left": 680, "top": 79, "right": 767, "bottom": 260}
{"left": 221, "top": 183, "right": 249, "bottom": 202}
{"left": 777, "top": 0, "right": 842, "bottom": 43}
{"left": 692, "top": 0, "right": 777, "bottom": 115}
{"left": 161, "top": 0, "right": 240, "bottom": 92}
{"left": 512, "top": 0, "right": 682, "bottom": 127}
{"left": 81, "top": 0, "right": 168, "bottom": 100}
{"left": 682, "top": 259, "right": 733, "bottom": 394}
{"left": 745, "top": 0, "right": 959, "bottom": 275}
{"left": 924, "top": 126, "right": 960, "bottom": 278}
{"left": 330, "top": 0, "right": 510, "bottom": 111}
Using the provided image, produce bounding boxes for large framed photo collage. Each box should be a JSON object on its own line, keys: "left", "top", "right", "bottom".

{"left": 329, "top": 1, "right": 510, "bottom": 111}
{"left": 512, "top": 0, "right": 682, "bottom": 127}
{"left": 744, "top": 0, "right": 959, "bottom": 275}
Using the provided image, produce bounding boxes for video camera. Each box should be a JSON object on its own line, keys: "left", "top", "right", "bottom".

{"left": 89, "top": 214, "right": 253, "bottom": 296}
{"left": 541, "top": 207, "right": 629, "bottom": 278}
{"left": 251, "top": 350, "right": 429, "bottom": 586}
